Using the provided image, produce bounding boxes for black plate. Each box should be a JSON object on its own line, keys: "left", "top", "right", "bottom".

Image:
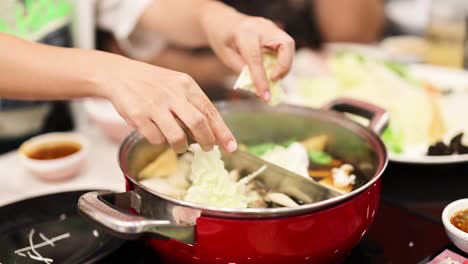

{"left": 0, "top": 190, "right": 125, "bottom": 264}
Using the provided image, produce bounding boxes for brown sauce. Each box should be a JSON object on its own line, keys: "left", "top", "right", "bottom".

{"left": 450, "top": 209, "right": 468, "bottom": 233}
{"left": 25, "top": 141, "right": 81, "bottom": 160}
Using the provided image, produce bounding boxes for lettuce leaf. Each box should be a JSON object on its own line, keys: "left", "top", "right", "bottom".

{"left": 381, "top": 126, "right": 404, "bottom": 154}
{"left": 233, "top": 53, "right": 285, "bottom": 105}
{"left": 260, "top": 142, "right": 309, "bottom": 177}
{"left": 184, "top": 144, "right": 260, "bottom": 208}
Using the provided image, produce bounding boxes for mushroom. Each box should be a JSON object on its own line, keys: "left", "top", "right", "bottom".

{"left": 265, "top": 192, "right": 300, "bottom": 208}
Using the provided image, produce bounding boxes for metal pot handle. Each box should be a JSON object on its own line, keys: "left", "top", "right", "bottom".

{"left": 78, "top": 190, "right": 195, "bottom": 243}
{"left": 324, "top": 98, "right": 389, "bottom": 134}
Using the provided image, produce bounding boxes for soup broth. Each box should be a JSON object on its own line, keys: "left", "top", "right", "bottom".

{"left": 25, "top": 141, "right": 81, "bottom": 160}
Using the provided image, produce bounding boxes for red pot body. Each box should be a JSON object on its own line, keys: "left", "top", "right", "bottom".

{"left": 126, "top": 179, "right": 381, "bottom": 264}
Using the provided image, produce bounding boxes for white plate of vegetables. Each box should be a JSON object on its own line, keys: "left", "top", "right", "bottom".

{"left": 282, "top": 46, "right": 468, "bottom": 164}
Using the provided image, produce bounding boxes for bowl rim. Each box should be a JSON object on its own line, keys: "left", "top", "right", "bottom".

{"left": 442, "top": 198, "right": 468, "bottom": 240}
{"left": 18, "top": 132, "right": 89, "bottom": 163}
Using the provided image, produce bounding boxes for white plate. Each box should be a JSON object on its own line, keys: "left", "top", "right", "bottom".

{"left": 389, "top": 152, "right": 468, "bottom": 164}
{"left": 390, "top": 64, "right": 468, "bottom": 164}
{"left": 285, "top": 46, "right": 468, "bottom": 164}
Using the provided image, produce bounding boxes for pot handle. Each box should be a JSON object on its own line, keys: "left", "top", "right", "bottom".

{"left": 324, "top": 98, "right": 389, "bottom": 134}
{"left": 78, "top": 190, "right": 195, "bottom": 243}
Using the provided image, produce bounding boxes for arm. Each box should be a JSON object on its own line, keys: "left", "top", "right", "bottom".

{"left": 134, "top": 0, "right": 295, "bottom": 101}
{"left": 0, "top": 34, "right": 101, "bottom": 100}
{"left": 312, "top": 0, "right": 385, "bottom": 43}
{"left": 106, "top": 36, "right": 233, "bottom": 90}
{"left": 0, "top": 33, "right": 236, "bottom": 153}
{"left": 135, "top": 0, "right": 211, "bottom": 47}
{"left": 147, "top": 49, "right": 233, "bottom": 89}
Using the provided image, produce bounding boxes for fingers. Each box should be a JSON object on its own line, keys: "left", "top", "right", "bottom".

{"left": 219, "top": 46, "right": 245, "bottom": 74}
{"left": 171, "top": 101, "right": 216, "bottom": 152}
{"left": 265, "top": 36, "right": 295, "bottom": 81}
{"left": 188, "top": 88, "right": 237, "bottom": 153}
{"left": 136, "top": 118, "right": 166, "bottom": 145}
{"left": 152, "top": 110, "right": 188, "bottom": 154}
{"left": 236, "top": 34, "right": 271, "bottom": 102}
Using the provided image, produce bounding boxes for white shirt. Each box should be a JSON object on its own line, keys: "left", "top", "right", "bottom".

{"left": 74, "top": 0, "right": 167, "bottom": 60}
{"left": 0, "top": 0, "right": 166, "bottom": 138}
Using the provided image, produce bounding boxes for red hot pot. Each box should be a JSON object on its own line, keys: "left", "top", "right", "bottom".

{"left": 78, "top": 98, "right": 388, "bottom": 264}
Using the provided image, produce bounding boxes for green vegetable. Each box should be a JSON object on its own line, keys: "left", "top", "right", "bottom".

{"left": 383, "top": 61, "right": 409, "bottom": 78}
{"left": 308, "top": 150, "right": 333, "bottom": 165}
{"left": 247, "top": 143, "right": 278, "bottom": 156}
{"left": 383, "top": 61, "right": 422, "bottom": 87}
{"left": 382, "top": 126, "right": 404, "bottom": 154}
{"left": 247, "top": 139, "right": 296, "bottom": 156}
{"left": 329, "top": 51, "right": 369, "bottom": 87}
{"left": 282, "top": 138, "right": 297, "bottom": 147}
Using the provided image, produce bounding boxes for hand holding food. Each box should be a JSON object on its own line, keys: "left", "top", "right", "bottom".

{"left": 0, "top": 34, "right": 236, "bottom": 154}
{"left": 100, "top": 57, "right": 237, "bottom": 154}
{"left": 199, "top": 2, "right": 295, "bottom": 102}
{"left": 233, "top": 53, "right": 286, "bottom": 105}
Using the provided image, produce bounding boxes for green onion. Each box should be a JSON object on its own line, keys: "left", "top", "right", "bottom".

{"left": 247, "top": 143, "right": 278, "bottom": 156}
{"left": 308, "top": 150, "right": 333, "bottom": 165}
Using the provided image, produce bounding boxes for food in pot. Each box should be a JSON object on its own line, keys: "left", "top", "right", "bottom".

{"left": 254, "top": 142, "right": 309, "bottom": 178}
{"left": 139, "top": 144, "right": 302, "bottom": 209}
{"left": 139, "top": 148, "right": 178, "bottom": 179}
{"left": 243, "top": 135, "right": 362, "bottom": 194}
{"left": 450, "top": 208, "right": 468, "bottom": 233}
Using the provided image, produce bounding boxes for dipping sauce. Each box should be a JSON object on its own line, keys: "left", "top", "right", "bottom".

{"left": 24, "top": 141, "right": 82, "bottom": 160}
{"left": 450, "top": 209, "right": 468, "bottom": 233}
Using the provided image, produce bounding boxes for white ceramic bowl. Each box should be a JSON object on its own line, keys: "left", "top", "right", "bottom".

{"left": 83, "top": 98, "right": 134, "bottom": 143}
{"left": 442, "top": 198, "right": 468, "bottom": 254}
{"left": 18, "top": 132, "right": 89, "bottom": 181}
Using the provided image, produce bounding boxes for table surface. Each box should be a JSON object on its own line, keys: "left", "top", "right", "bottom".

{"left": 0, "top": 101, "right": 126, "bottom": 206}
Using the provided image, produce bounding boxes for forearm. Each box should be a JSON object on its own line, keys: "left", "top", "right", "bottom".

{"left": 313, "top": 0, "right": 384, "bottom": 43}
{"left": 136, "top": 0, "right": 243, "bottom": 48}
{"left": 0, "top": 34, "right": 114, "bottom": 100}
{"left": 149, "top": 48, "right": 233, "bottom": 87}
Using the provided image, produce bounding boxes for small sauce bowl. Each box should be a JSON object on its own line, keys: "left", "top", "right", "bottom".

{"left": 442, "top": 198, "right": 468, "bottom": 254}
{"left": 18, "top": 132, "right": 89, "bottom": 181}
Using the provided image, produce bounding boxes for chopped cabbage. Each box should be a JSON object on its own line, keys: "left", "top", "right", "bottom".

{"left": 295, "top": 51, "right": 433, "bottom": 153}
{"left": 184, "top": 144, "right": 263, "bottom": 208}
{"left": 234, "top": 53, "right": 285, "bottom": 105}
{"left": 260, "top": 142, "right": 309, "bottom": 178}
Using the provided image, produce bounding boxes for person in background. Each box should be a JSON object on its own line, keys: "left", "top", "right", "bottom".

{"left": 0, "top": 0, "right": 76, "bottom": 154}
{"left": 0, "top": 0, "right": 295, "bottom": 154}
{"left": 104, "top": 0, "right": 385, "bottom": 91}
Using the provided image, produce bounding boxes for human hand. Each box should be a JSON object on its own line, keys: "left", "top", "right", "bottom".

{"left": 200, "top": 3, "right": 295, "bottom": 102}
{"left": 97, "top": 56, "right": 237, "bottom": 154}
